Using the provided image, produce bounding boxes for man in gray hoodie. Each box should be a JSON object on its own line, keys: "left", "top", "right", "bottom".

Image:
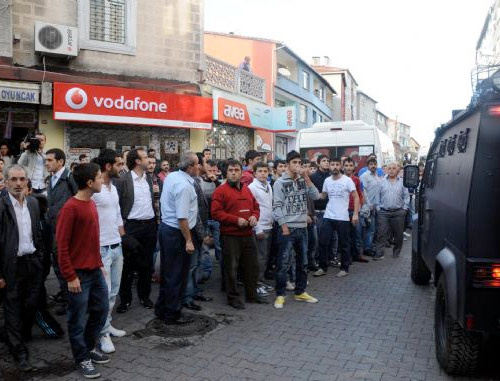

{"left": 272, "top": 150, "right": 320, "bottom": 309}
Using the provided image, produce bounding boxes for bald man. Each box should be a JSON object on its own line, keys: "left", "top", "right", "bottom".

{"left": 373, "top": 163, "right": 410, "bottom": 260}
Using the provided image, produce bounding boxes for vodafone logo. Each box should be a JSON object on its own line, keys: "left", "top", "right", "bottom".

{"left": 65, "top": 88, "right": 88, "bottom": 110}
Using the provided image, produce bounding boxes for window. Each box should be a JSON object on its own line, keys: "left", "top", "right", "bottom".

{"left": 313, "top": 110, "right": 317, "bottom": 123}
{"left": 299, "top": 104, "right": 307, "bottom": 123}
{"left": 79, "top": 0, "right": 137, "bottom": 55}
{"left": 90, "top": 0, "right": 126, "bottom": 44}
{"left": 302, "top": 71, "right": 310, "bottom": 90}
{"left": 319, "top": 87, "right": 324, "bottom": 101}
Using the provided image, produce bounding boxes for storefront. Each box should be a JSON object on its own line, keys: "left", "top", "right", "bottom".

{"left": 53, "top": 82, "right": 212, "bottom": 164}
{"left": 210, "top": 89, "right": 296, "bottom": 160}
{"left": 0, "top": 80, "right": 41, "bottom": 157}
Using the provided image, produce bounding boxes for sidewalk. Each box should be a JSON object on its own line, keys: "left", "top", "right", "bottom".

{"left": 0, "top": 241, "right": 476, "bottom": 380}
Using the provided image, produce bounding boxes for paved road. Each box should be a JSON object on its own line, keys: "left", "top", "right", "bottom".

{"left": 0, "top": 239, "right": 497, "bottom": 380}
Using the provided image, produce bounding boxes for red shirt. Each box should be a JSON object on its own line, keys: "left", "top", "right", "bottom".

{"left": 348, "top": 175, "right": 364, "bottom": 211}
{"left": 240, "top": 169, "right": 254, "bottom": 187}
{"left": 56, "top": 197, "right": 102, "bottom": 282}
{"left": 211, "top": 182, "right": 260, "bottom": 237}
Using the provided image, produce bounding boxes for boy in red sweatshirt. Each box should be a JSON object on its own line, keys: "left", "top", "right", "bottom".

{"left": 56, "top": 163, "right": 109, "bottom": 379}
{"left": 211, "top": 159, "right": 267, "bottom": 309}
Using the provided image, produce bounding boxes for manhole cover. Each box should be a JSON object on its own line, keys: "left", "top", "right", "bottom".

{"left": 133, "top": 313, "right": 218, "bottom": 339}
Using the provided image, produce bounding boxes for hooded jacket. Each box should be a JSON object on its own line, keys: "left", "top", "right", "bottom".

{"left": 248, "top": 178, "right": 273, "bottom": 234}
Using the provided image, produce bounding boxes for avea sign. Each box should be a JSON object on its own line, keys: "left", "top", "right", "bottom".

{"left": 54, "top": 83, "right": 212, "bottom": 130}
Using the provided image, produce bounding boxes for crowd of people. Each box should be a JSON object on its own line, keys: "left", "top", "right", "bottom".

{"left": 0, "top": 132, "right": 416, "bottom": 379}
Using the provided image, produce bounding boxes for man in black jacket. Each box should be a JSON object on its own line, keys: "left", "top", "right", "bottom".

{"left": 115, "top": 148, "right": 157, "bottom": 312}
{"left": 310, "top": 154, "right": 337, "bottom": 268}
{"left": 46, "top": 148, "right": 77, "bottom": 315}
{"left": 0, "top": 164, "right": 45, "bottom": 372}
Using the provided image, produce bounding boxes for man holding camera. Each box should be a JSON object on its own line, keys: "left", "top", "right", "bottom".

{"left": 18, "top": 133, "right": 48, "bottom": 194}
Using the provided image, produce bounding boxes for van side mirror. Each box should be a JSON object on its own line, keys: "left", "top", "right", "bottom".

{"left": 403, "top": 165, "right": 419, "bottom": 188}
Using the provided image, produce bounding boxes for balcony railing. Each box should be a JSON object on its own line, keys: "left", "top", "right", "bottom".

{"left": 205, "top": 55, "right": 266, "bottom": 103}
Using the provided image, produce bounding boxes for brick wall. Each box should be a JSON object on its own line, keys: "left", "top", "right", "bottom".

{"left": 11, "top": 0, "right": 203, "bottom": 83}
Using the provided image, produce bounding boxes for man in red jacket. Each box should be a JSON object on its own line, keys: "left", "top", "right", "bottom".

{"left": 211, "top": 159, "right": 267, "bottom": 309}
{"left": 56, "top": 163, "right": 109, "bottom": 379}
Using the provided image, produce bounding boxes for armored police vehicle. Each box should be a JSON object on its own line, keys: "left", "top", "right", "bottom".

{"left": 404, "top": 70, "right": 500, "bottom": 375}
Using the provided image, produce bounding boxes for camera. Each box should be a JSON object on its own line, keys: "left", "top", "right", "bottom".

{"left": 24, "top": 134, "right": 41, "bottom": 153}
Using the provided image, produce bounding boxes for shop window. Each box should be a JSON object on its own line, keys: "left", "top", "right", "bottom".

{"left": 79, "top": 0, "right": 137, "bottom": 55}
{"left": 299, "top": 104, "right": 307, "bottom": 123}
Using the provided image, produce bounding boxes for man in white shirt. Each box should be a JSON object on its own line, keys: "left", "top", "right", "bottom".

{"left": 0, "top": 164, "right": 45, "bottom": 372}
{"left": 155, "top": 152, "right": 199, "bottom": 325}
{"left": 92, "top": 150, "right": 126, "bottom": 354}
{"left": 115, "top": 148, "right": 157, "bottom": 313}
{"left": 18, "top": 133, "right": 48, "bottom": 193}
{"left": 248, "top": 162, "right": 274, "bottom": 297}
{"left": 315, "top": 157, "right": 359, "bottom": 278}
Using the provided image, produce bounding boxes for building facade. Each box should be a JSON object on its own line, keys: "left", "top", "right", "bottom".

{"left": 0, "top": 0, "right": 207, "bottom": 164}
{"left": 312, "top": 58, "right": 358, "bottom": 122}
{"left": 356, "top": 91, "right": 377, "bottom": 126}
{"left": 376, "top": 110, "right": 389, "bottom": 134}
{"left": 204, "top": 32, "right": 335, "bottom": 159}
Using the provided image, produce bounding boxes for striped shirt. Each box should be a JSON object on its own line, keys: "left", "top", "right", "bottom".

{"left": 376, "top": 176, "right": 410, "bottom": 210}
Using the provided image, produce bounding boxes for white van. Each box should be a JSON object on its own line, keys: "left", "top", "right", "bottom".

{"left": 296, "top": 120, "right": 395, "bottom": 170}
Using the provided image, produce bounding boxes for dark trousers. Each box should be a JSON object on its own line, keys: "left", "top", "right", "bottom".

{"left": 348, "top": 211, "right": 362, "bottom": 260}
{"left": 374, "top": 208, "right": 406, "bottom": 257}
{"left": 3, "top": 254, "right": 43, "bottom": 359}
{"left": 120, "top": 219, "right": 157, "bottom": 303}
{"left": 307, "top": 222, "right": 318, "bottom": 266}
{"left": 319, "top": 219, "right": 350, "bottom": 272}
{"left": 221, "top": 235, "right": 259, "bottom": 305}
{"left": 275, "top": 228, "right": 308, "bottom": 296}
{"left": 155, "top": 224, "right": 191, "bottom": 321}
{"left": 66, "top": 269, "right": 108, "bottom": 363}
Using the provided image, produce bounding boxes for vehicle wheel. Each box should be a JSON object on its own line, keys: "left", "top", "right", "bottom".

{"left": 411, "top": 249, "right": 431, "bottom": 285}
{"left": 435, "top": 275, "right": 481, "bottom": 375}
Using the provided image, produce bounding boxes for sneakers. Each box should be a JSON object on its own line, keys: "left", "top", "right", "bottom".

{"left": 89, "top": 349, "right": 110, "bottom": 364}
{"left": 372, "top": 255, "right": 385, "bottom": 261}
{"left": 99, "top": 334, "right": 115, "bottom": 354}
{"left": 294, "top": 292, "right": 319, "bottom": 303}
{"left": 313, "top": 268, "right": 327, "bottom": 277}
{"left": 286, "top": 281, "right": 295, "bottom": 291}
{"left": 108, "top": 325, "right": 126, "bottom": 338}
{"left": 274, "top": 296, "right": 285, "bottom": 309}
{"left": 79, "top": 359, "right": 101, "bottom": 379}
{"left": 403, "top": 231, "right": 411, "bottom": 237}
{"left": 329, "top": 259, "right": 341, "bottom": 268}
{"left": 256, "top": 286, "right": 269, "bottom": 297}
{"left": 258, "top": 282, "right": 274, "bottom": 292}
{"left": 336, "top": 270, "right": 349, "bottom": 278}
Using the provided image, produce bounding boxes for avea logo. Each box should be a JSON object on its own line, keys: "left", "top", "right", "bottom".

{"left": 65, "top": 88, "right": 88, "bottom": 110}
{"left": 223, "top": 104, "right": 245, "bottom": 120}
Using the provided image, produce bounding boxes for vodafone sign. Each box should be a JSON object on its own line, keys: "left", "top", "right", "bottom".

{"left": 53, "top": 83, "right": 212, "bottom": 129}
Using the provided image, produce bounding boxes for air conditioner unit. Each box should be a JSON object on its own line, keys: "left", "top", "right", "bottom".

{"left": 35, "top": 21, "right": 78, "bottom": 57}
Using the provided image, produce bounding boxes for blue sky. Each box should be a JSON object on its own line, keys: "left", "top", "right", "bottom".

{"left": 205, "top": 0, "right": 492, "bottom": 150}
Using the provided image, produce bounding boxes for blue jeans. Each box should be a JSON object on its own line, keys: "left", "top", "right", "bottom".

{"left": 275, "top": 227, "right": 308, "bottom": 296}
{"left": 319, "top": 219, "right": 350, "bottom": 272}
{"left": 307, "top": 222, "right": 318, "bottom": 265}
{"left": 182, "top": 246, "right": 200, "bottom": 304}
{"left": 362, "top": 210, "right": 377, "bottom": 254}
{"left": 200, "top": 220, "right": 221, "bottom": 279}
{"left": 155, "top": 224, "right": 191, "bottom": 321}
{"left": 66, "top": 269, "right": 108, "bottom": 363}
{"left": 100, "top": 244, "right": 123, "bottom": 334}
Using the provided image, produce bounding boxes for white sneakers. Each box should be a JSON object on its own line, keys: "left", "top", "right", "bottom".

{"left": 286, "top": 281, "right": 295, "bottom": 291}
{"left": 99, "top": 334, "right": 115, "bottom": 354}
{"left": 336, "top": 270, "right": 349, "bottom": 278}
{"left": 313, "top": 268, "right": 326, "bottom": 277}
{"left": 109, "top": 325, "right": 126, "bottom": 338}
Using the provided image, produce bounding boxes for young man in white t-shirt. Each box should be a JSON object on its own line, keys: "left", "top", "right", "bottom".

{"left": 314, "top": 157, "right": 360, "bottom": 278}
